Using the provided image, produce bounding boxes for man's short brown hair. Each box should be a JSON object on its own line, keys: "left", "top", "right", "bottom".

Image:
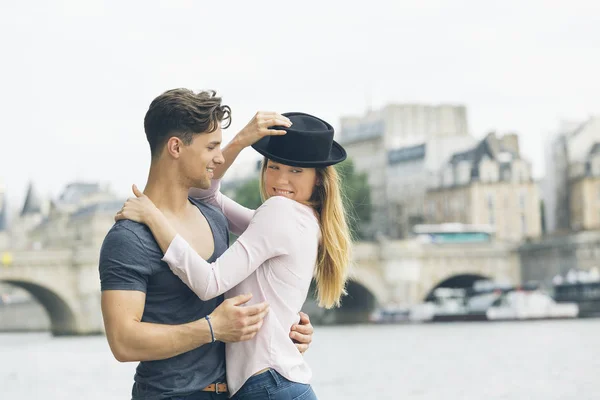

{"left": 144, "top": 89, "right": 231, "bottom": 158}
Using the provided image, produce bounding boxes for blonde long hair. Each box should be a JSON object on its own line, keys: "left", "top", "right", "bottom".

{"left": 259, "top": 158, "right": 352, "bottom": 309}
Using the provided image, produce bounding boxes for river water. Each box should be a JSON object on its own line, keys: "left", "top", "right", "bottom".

{"left": 1, "top": 319, "right": 599, "bottom": 399}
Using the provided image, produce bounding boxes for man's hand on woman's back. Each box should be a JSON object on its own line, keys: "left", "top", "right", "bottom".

{"left": 209, "top": 293, "right": 269, "bottom": 342}
{"left": 290, "top": 312, "right": 314, "bottom": 354}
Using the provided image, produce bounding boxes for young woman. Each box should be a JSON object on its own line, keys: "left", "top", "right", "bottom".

{"left": 117, "top": 112, "right": 352, "bottom": 399}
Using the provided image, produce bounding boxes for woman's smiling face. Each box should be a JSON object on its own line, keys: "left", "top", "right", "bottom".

{"left": 263, "top": 159, "right": 318, "bottom": 202}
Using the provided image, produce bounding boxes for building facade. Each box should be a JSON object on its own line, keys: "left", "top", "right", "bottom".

{"left": 339, "top": 104, "right": 470, "bottom": 238}
{"left": 544, "top": 117, "right": 600, "bottom": 233}
{"left": 426, "top": 133, "right": 542, "bottom": 242}
{"left": 569, "top": 142, "right": 600, "bottom": 231}
{"left": 386, "top": 135, "right": 476, "bottom": 238}
{"left": 1, "top": 182, "right": 122, "bottom": 251}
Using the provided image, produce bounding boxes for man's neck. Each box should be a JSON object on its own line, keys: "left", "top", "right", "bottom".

{"left": 144, "top": 163, "right": 190, "bottom": 217}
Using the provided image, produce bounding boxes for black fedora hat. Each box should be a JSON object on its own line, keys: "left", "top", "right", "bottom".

{"left": 251, "top": 112, "right": 347, "bottom": 168}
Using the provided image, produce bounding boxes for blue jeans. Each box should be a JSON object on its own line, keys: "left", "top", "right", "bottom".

{"left": 231, "top": 369, "right": 317, "bottom": 400}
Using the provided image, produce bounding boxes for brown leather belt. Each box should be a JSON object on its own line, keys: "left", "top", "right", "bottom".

{"left": 202, "top": 383, "right": 228, "bottom": 394}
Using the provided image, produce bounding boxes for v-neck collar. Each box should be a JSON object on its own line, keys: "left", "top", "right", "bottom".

{"left": 187, "top": 197, "right": 217, "bottom": 263}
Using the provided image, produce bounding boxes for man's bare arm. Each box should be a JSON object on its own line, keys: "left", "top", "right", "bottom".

{"left": 101, "top": 290, "right": 268, "bottom": 362}
{"left": 101, "top": 290, "right": 211, "bottom": 362}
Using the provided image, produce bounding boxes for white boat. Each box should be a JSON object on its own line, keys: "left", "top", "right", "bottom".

{"left": 409, "top": 288, "right": 470, "bottom": 322}
{"left": 369, "top": 306, "right": 411, "bottom": 323}
{"left": 409, "top": 302, "right": 436, "bottom": 322}
{"left": 486, "top": 290, "right": 579, "bottom": 321}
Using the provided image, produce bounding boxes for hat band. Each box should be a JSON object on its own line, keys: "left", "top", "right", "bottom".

{"left": 266, "top": 135, "right": 332, "bottom": 162}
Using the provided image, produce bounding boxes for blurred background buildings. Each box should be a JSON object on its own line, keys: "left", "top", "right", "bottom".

{"left": 0, "top": 104, "right": 599, "bottom": 331}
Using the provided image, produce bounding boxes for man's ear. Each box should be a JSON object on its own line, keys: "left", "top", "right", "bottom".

{"left": 166, "top": 137, "right": 183, "bottom": 158}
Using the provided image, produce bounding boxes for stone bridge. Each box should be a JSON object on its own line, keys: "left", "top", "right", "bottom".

{"left": 0, "top": 238, "right": 520, "bottom": 334}
{"left": 0, "top": 247, "right": 103, "bottom": 336}
{"left": 304, "top": 239, "right": 520, "bottom": 324}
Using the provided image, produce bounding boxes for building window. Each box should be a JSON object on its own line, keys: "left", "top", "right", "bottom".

{"left": 519, "top": 191, "right": 526, "bottom": 210}
{"left": 453, "top": 196, "right": 461, "bottom": 213}
{"left": 592, "top": 157, "right": 600, "bottom": 176}
{"left": 487, "top": 194, "right": 495, "bottom": 225}
{"left": 444, "top": 197, "right": 449, "bottom": 218}
{"left": 521, "top": 214, "right": 527, "bottom": 235}
{"left": 428, "top": 200, "right": 436, "bottom": 219}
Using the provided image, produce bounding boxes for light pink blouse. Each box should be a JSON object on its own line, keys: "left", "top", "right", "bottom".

{"left": 163, "top": 180, "right": 320, "bottom": 396}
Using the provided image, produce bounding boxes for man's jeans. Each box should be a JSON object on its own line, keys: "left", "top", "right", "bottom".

{"left": 231, "top": 369, "right": 317, "bottom": 400}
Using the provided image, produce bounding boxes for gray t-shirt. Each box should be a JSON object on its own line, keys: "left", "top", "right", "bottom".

{"left": 99, "top": 198, "right": 229, "bottom": 400}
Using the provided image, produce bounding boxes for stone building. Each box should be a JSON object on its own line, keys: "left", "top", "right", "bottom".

{"left": 426, "top": 133, "right": 542, "bottom": 242}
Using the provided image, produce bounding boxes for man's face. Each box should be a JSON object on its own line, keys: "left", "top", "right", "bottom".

{"left": 179, "top": 127, "right": 224, "bottom": 189}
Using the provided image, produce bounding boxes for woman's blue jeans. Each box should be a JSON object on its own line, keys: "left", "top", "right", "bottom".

{"left": 231, "top": 369, "right": 317, "bottom": 400}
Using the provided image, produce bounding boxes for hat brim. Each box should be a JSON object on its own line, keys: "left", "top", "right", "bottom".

{"left": 251, "top": 136, "right": 347, "bottom": 168}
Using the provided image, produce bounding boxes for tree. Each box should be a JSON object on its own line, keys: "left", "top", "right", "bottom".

{"left": 232, "top": 178, "right": 262, "bottom": 210}
{"left": 336, "top": 158, "right": 372, "bottom": 239}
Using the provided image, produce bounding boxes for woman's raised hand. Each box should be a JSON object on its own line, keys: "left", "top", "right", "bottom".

{"left": 234, "top": 111, "right": 292, "bottom": 148}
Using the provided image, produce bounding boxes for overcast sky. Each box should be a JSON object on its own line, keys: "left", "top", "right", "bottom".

{"left": 1, "top": 0, "right": 599, "bottom": 211}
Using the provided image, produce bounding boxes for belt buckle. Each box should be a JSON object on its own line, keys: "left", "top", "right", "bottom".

{"left": 215, "top": 383, "right": 222, "bottom": 395}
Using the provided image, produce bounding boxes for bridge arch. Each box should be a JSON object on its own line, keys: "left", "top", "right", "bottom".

{"left": 302, "top": 279, "right": 379, "bottom": 324}
{"left": 347, "top": 265, "right": 388, "bottom": 306}
{"left": 423, "top": 273, "right": 490, "bottom": 301}
{"left": 1, "top": 279, "right": 78, "bottom": 336}
{"left": 342, "top": 280, "right": 378, "bottom": 314}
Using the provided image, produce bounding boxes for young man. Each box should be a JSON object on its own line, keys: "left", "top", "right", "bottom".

{"left": 99, "top": 89, "right": 313, "bottom": 400}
